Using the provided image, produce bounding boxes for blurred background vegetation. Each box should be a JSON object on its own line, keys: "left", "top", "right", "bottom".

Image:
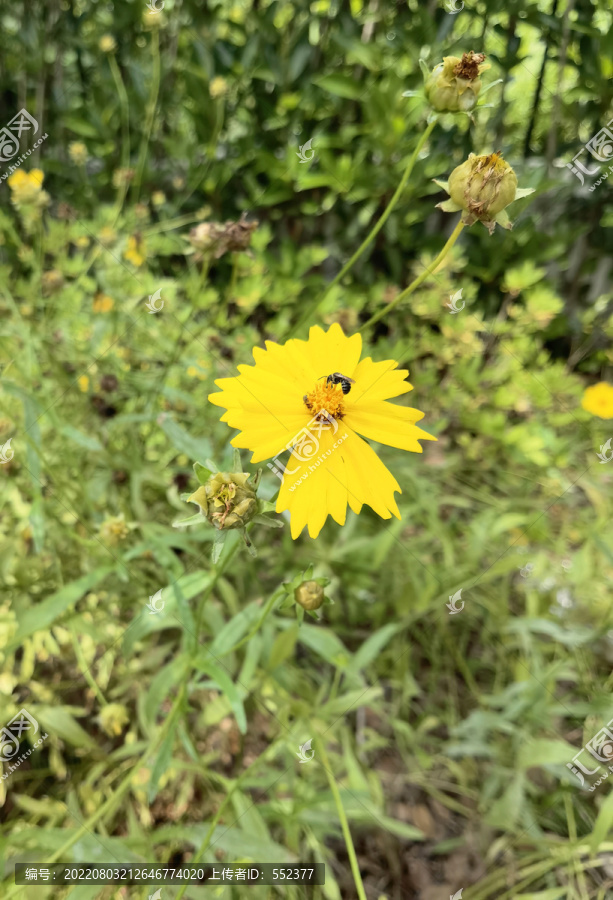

{"left": 1, "top": 0, "right": 613, "bottom": 897}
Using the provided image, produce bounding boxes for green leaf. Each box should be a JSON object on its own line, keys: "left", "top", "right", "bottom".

{"left": 158, "top": 415, "right": 213, "bottom": 461}
{"left": 34, "top": 706, "right": 97, "bottom": 749}
{"left": 346, "top": 623, "right": 401, "bottom": 678}
{"left": 194, "top": 655, "right": 247, "bottom": 734}
{"left": 590, "top": 788, "right": 613, "bottom": 854}
{"left": 172, "top": 513, "right": 206, "bottom": 528}
{"left": 267, "top": 623, "right": 299, "bottom": 670}
{"left": 143, "top": 658, "right": 186, "bottom": 730}
{"left": 517, "top": 739, "right": 577, "bottom": 769}
{"left": 313, "top": 74, "right": 363, "bottom": 99}
{"left": 212, "top": 529, "right": 227, "bottom": 563}
{"left": 9, "top": 566, "right": 114, "bottom": 651}
{"left": 59, "top": 425, "right": 104, "bottom": 452}
{"left": 194, "top": 461, "right": 214, "bottom": 483}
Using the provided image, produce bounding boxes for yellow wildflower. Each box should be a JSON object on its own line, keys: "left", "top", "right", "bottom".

{"left": 93, "top": 292, "right": 114, "bottom": 313}
{"left": 582, "top": 382, "right": 613, "bottom": 419}
{"left": 210, "top": 76, "right": 229, "bottom": 100}
{"left": 209, "top": 323, "right": 436, "bottom": 539}
{"left": 99, "top": 35, "right": 116, "bottom": 53}
{"left": 124, "top": 235, "right": 146, "bottom": 267}
{"left": 68, "top": 142, "right": 88, "bottom": 165}
{"left": 78, "top": 375, "right": 90, "bottom": 392}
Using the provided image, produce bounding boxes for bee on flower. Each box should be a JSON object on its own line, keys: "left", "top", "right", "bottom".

{"left": 209, "top": 323, "right": 436, "bottom": 539}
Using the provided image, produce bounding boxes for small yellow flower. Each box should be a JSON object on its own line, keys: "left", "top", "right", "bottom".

{"left": 98, "top": 703, "right": 130, "bottom": 737}
{"left": 209, "top": 323, "right": 436, "bottom": 539}
{"left": 8, "top": 168, "right": 47, "bottom": 206}
{"left": 99, "top": 35, "right": 116, "bottom": 53}
{"left": 124, "top": 235, "right": 146, "bottom": 267}
{"left": 75, "top": 235, "right": 90, "bottom": 249}
{"left": 93, "top": 292, "right": 114, "bottom": 313}
{"left": 582, "top": 382, "right": 613, "bottom": 419}
{"left": 210, "top": 76, "right": 229, "bottom": 100}
{"left": 78, "top": 375, "right": 90, "bottom": 392}
{"left": 99, "top": 514, "right": 129, "bottom": 545}
{"left": 112, "top": 167, "right": 135, "bottom": 189}
{"left": 152, "top": 190, "right": 166, "bottom": 206}
{"left": 68, "top": 141, "right": 88, "bottom": 165}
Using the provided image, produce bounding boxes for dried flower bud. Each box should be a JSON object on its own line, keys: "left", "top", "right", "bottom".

{"left": 425, "top": 51, "right": 489, "bottom": 113}
{"left": 188, "top": 214, "right": 258, "bottom": 259}
{"left": 294, "top": 580, "right": 325, "bottom": 611}
{"left": 99, "top": 703, "right": 130, "bottom": 737}
{"left": 189, "top": 471, "right": 258, "bottom": 531}
{"left": 435, "top": 151, "right": 535, "bottom": 234}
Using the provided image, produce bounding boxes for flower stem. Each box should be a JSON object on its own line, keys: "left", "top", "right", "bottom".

{"left": 133, "top": 27, "right": 160, "bottom": 203}
{"left": 317, "top": 739, "right": 368, "bottom": 900}
{"left": 288, "top": 117, "right": 437, "bottom": 337}
{"left": 361, "top": 217, "right": 465, "bottom": 330}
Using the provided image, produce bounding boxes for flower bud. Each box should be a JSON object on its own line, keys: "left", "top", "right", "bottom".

{"left": 436, "top": 152, "right": 534, "bottom": 233}
{"left": 425, "top": 51, "right": 488, "bottom": 113}
{"left": 294, "top": 580, "right": 325, "bottom": 611}
{"left": 189, "top": 471, "right": 258, "bottom": 531}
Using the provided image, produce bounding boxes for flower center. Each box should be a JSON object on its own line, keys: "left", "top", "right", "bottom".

{"left": 303, "top": 382, "right": 345, "bottom": 420}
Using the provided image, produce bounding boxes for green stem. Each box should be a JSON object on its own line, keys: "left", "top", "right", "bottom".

{"left": 107, "top": 53, "right": 131, "bottom": 223}
{"left": 361, "top": 217, "right": 465, "bottom": 330}
{"left": 317, "top": 739, "right": 367, "bottom": 900}
{"left": 133, "top": 28, "right": 160, "bottom": 203}
{"left": 288, "top": 118, "right": 437, "bottom": 337}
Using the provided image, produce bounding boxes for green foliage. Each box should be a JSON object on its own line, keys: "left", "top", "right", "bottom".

{"left": 1, "top": 0, "right": 613, "bottom": 898}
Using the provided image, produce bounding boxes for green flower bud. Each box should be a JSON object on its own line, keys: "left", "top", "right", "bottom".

{"left": 294, "top": 580, "right": 325, "bottom": 611}
{"left": 425, "top": 51, "right": 489, "bottom": 113}
{"left": 188, "top": 471, "right": 258, "bottom": 531}
{"left": 435, "top": 152, "right": 535, "bottom": 234}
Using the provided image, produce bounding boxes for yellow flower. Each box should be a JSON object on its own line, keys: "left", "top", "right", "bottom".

{"left": 99, "top": 35, "right": 116, "bottom": 53}
{"left": 210, "top": 76, "right": 229, "bottom": 100}
{"left": 78, "top": 375, "right": 90, "bottom": 392}
{"left": 98, "top": 703, "right": 129, "bottom": 737}
{"left": 99, "top": 226, "right": 117, "bottom": 246}
{"left": 209, "top": 324, "right": 436, "bottom": 539}
{"left": 8, "top": 168, "right": 47, "bottom": 206}
{"left": 93, "top": 292, "right": 114, "bottom": 313}
{"left": 68, "top": 141, "right": 88, "bottom": 165}
{"left": 124, "top": 235, "right": 146, "bottom": 267}
{"left": 435, "top": 152, "right": 534, "bottom": 234}
{"left": 99, "top": 514, "right": 129, "bottom": 545}
{"left": 582, "top": 382, "right": 613, "bottom": 419}
{"left": 152, "top": 190, "right": 166, "bottom": 206}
